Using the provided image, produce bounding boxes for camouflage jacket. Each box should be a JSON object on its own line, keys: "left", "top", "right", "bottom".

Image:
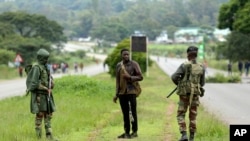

{"left": 171, "top": 60, "right": 205, "bottom": 95}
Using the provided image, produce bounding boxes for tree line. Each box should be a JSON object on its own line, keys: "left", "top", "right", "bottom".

{"left": 2, "top": 0, "right": 249, "bottom": 70}
{"left": 0, "top": 0, "right": 228, "bottom": 41}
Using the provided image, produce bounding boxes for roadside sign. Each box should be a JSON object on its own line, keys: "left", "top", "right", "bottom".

{"left": 131, "top": 36, "right": 147, "bottom": 52}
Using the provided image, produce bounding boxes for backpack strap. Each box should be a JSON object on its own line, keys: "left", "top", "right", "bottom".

{"left": 186, "top": 63, "right": 191, "bottom": 81}
{"left": 184, "top": 61, "right": 195, "bottom": 106}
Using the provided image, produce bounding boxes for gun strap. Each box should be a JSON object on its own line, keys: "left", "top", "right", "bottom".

{"left": 121, "top": 61, "right": 129, "bottom": 75}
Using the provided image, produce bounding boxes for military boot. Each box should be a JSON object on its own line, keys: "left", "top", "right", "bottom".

{"left": 35, "top": 127, "right": 42, "bottom": 139}
{"left": 179, "top": 131, "right": 188, "bottom": 141}
{"left": 46, "top": 132, "right": 59, "bottom": 141}
{"left": 189, "top": 132, "right": 195, "bottom": 141}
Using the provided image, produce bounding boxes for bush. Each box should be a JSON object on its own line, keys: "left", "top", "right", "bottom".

{"left": 206, "top": 73, "right": 241, "bottom": 83}
{"left": 105, "top": 38, "right": 153, "bottom": 77}
{"left": 0, "top": 49, "right": 15, "bottom": 65}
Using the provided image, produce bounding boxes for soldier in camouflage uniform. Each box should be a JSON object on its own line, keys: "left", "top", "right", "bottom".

{"left": 26, "top": 48, "right": 57, "bottom": 140}
{"left": 171, "top": 46, "right": 205, "bottom": 141}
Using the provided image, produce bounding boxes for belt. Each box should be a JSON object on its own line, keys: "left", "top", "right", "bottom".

{"left": 36, "top": 90, "right": 48, "bottom": 95}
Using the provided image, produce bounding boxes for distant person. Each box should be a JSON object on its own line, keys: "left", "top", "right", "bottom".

{"left": 18, "top": 66, "right": 23, "bottom": 77}
{"left": 171, "top": 46, "right": 205, "bottom": 141}
{"left": 79, "top": 62, "right": 84, "bottom": 72}
{"left": 61, "top": 62, "right": 65, "bottom": 73}
{"left": 52, "top": 63, "right": 57, "bottom": 74}
{"left": 65, "top": 63, "right": 69, "bottom": 73}
{"left": 245, "top": 61, "right": 249, "bottom": 77}
{"left": 74, "top": 62, "right": 78, "bottom": 73}
{"left": 238, "top": 61, "right": 243, "bottom": 76}
{"left": 26, "top": 48, "right": 57, "bottom": 140}
{"left": 113, "top": 48, "right": 143, "bottom": 139}
{"left": 227, "top": 62, "right": 232, "bottom": 76}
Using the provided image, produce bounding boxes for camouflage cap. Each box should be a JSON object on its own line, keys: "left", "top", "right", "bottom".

{"left": 37, "top": 48, "right": 49, "bottom": 57}
{"left": 187, "top": 46, "right": 198, "bottom": 53}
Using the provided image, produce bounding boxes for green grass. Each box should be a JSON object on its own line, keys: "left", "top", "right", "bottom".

{"left": 0, "top": 62, "right": 228, "bottom": 141}
{"left": 0, "top": 65, "right": 20, "bottom": 80}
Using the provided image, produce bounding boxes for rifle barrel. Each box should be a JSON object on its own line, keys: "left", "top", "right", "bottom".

{"left": 166, "top": 87, "right": 177, "bottom": 98}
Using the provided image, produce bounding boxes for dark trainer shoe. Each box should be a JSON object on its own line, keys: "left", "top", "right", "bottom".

{"left": 117, "top": 133, "right": 131, "bottom": 139}
{"left": 130, "top": 132, "right": 138, "bottom": 138}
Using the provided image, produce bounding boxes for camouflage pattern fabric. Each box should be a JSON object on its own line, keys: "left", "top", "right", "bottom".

{"left": 177, "top": 95, "right": 200, "bottom": 133}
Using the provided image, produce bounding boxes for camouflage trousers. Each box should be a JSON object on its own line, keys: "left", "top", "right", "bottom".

{"left": 177, "top": 94, "right": 200, "bottom": 133}
{"left": 35, "top": 111, "right": 53, "bottom": 138}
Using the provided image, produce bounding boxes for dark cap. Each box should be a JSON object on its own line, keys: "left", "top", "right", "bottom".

{"left": 187, "top": 46, "right": 198, "bottom": 53}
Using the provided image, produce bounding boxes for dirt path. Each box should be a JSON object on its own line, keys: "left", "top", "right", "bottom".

{"left": 86, "top": 110, "right": 120, "bottom": 141}
{"left": 163, "top": 100, "right": 176, "bottom": 141}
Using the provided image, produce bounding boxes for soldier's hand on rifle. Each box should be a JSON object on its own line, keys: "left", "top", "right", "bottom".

{"left": 47, "top": 89, "right": 52, "bottom": 95}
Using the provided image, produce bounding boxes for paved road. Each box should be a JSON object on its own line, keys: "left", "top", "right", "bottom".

{"left": 0, "top": 62, "right": 108, "bottom": 100}
{"left": 62, "top": 43, "right": 92, "bottom": 52}
{"left": 152, "top": 56, "right": 250, "bottom": 125}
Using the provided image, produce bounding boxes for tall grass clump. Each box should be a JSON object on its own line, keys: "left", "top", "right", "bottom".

{"left": 206, "top": 73, "right": 241, "bottom": 83}
{"left": 52, "top": 75, "right": 116, "bottom": 141}
{"left": 196, "top": 106, "right": 228, "bottom": 141}
{"left": 0, "top": 65, "right": 19, "bottom": 80}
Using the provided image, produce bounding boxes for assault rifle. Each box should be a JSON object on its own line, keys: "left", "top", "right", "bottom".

{"left": 166, "top": 87, "right": 177, "bottom": 98}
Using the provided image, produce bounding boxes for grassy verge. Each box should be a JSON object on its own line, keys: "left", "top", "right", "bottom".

{"left": 0, "top": 65, "right": 20, "bottom": 80}
{"left": 0, "top": 62, "right": 228, "bottom": 141}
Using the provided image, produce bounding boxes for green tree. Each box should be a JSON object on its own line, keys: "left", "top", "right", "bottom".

{"left": 186, "top": 0, "right": 223, "bottom": 26}
{"left": 0, "top": 49, "right": 15, "bottom": 65}
{"left": 0, "top": 0, "right": 229, "bottom": 41}
{"left": 0, "top": 35, "right": 51, "bottom": 65}
{"left": 0, "top": 22, "right": 14, "bottom": 38}
{"left": 77, "top": 11, "right": 93, "bottom": 37}
{"left": 105, "top": 38, "right": 152, "bottom": 77}
{"left": 75, "top": 50, "right": 86, "bottom": 59}
{"left": 90, "top": 18, "right": 129, "bottom": 42}
{"left": 217, "top": 0, "right": 250, "bottom": 61}
{"left": 216, "top": 31, "right": 250, "bottom": 61}
{"left": 0, "top": 11, "right": 67, "bottom": 44}
{"left": 218, "top": 0, "right": 250, "bottom": 33}
{"left": 165, "top": 25, "right": 178, "bottom": 39}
